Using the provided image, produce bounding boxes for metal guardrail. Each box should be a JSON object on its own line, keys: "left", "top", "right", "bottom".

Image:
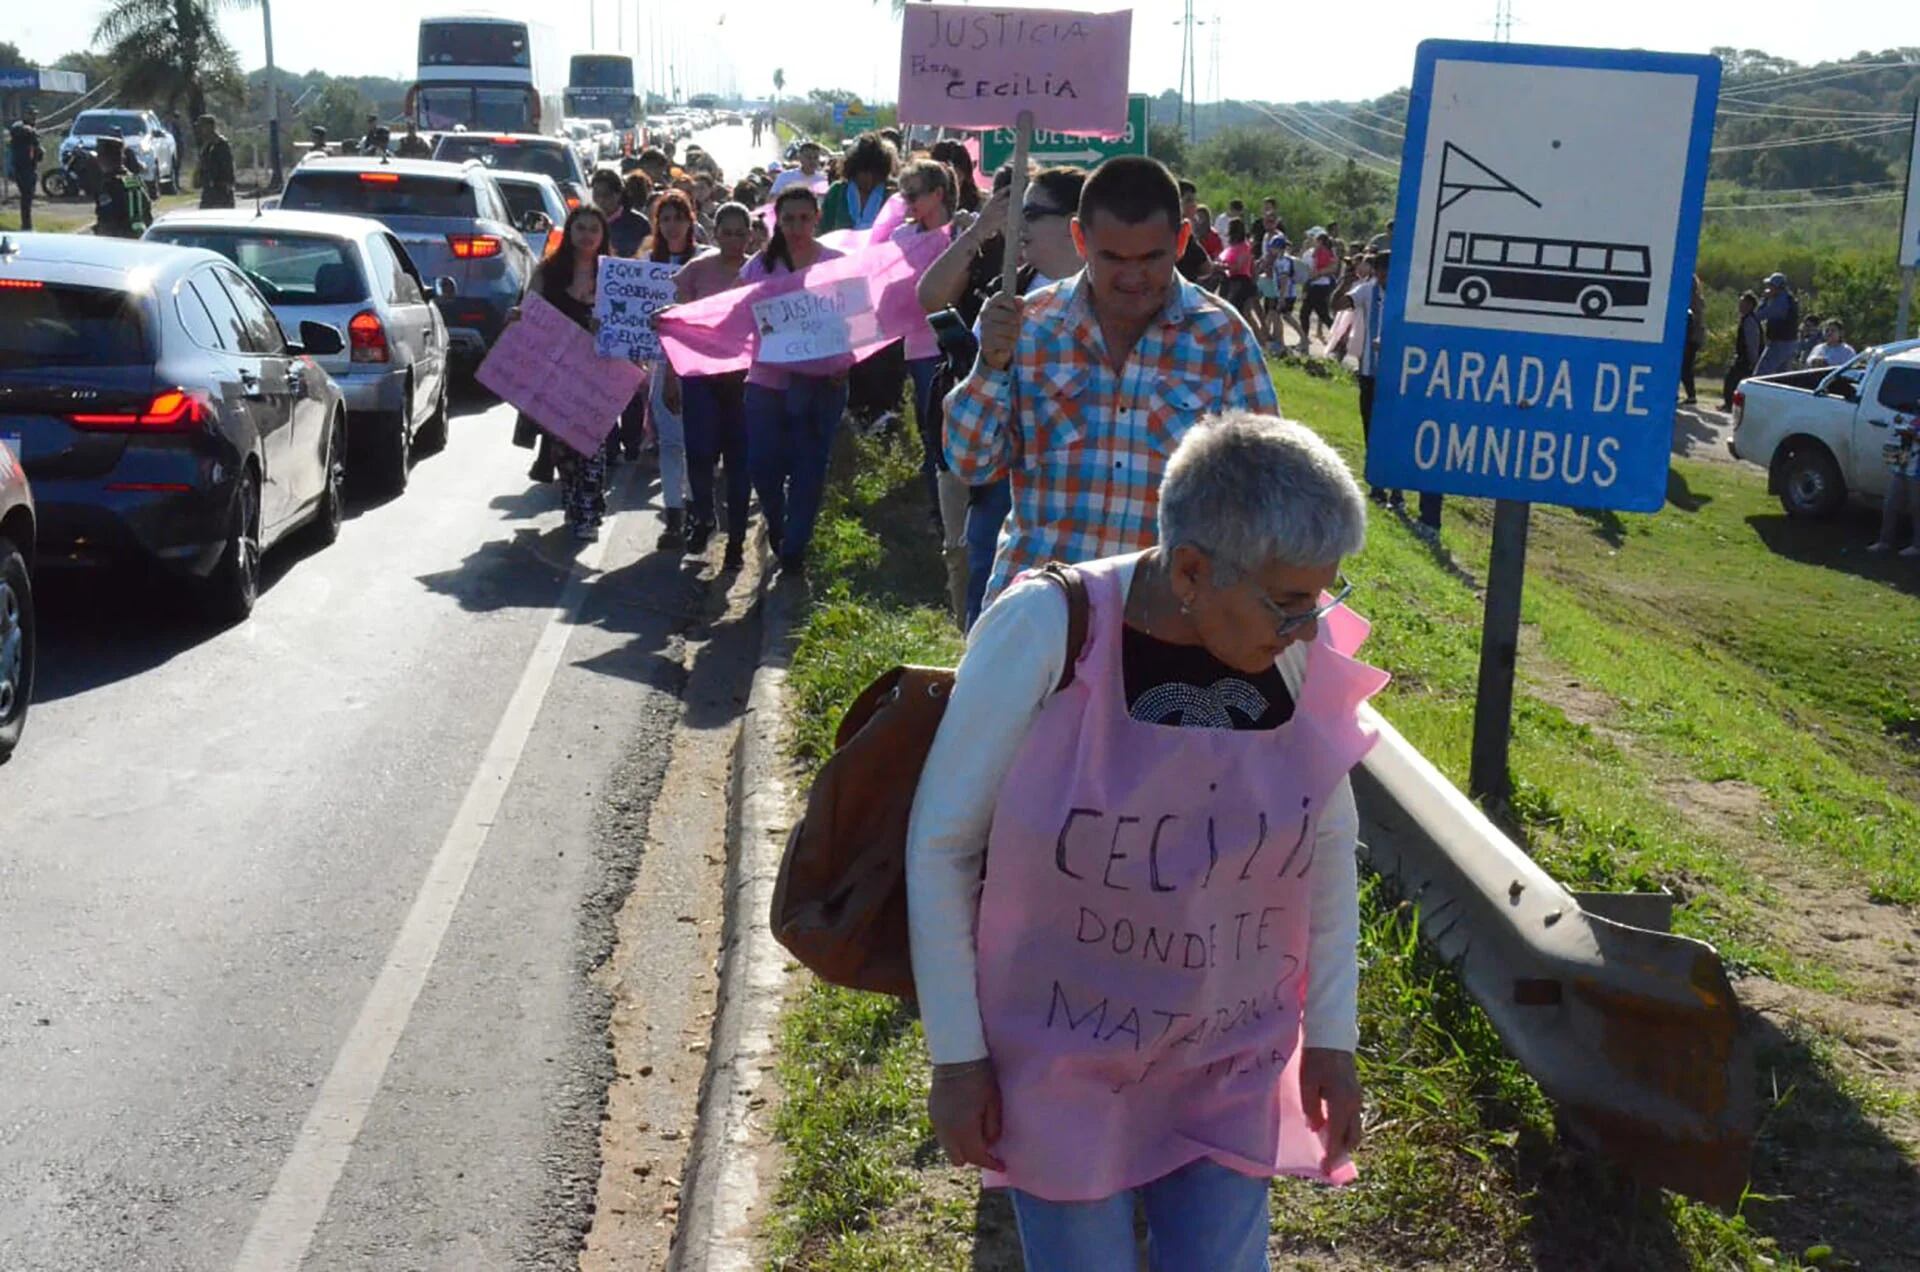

{"left": 1353, "top": 706, "right": 1755, "bottom": 1207}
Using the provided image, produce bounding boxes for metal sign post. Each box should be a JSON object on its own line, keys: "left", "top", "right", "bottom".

{"left": 1369, "top": 40, "right": 1721, "bottom": 805}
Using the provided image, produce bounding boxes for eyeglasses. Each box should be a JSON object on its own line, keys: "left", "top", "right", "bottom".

{"left": 1251, "top": 574, "right": 1354, "bottom": 637}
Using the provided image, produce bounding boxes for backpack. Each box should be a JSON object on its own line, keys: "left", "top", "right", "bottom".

{"left": 770, "top": 564, "right": 1090, "bottom": 999}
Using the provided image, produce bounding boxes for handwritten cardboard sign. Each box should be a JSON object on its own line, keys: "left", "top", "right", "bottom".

{"left": 475, "top": 292, "right": 645, "bottom": 457}
{"left": 751, "top": 277, "right": 876, "bottom": 364}
{"left": 594, "top": 257, "right": 680, "bottom": 363}
{"left": 897, "top": 4, "right": 1132, "bottom": 136}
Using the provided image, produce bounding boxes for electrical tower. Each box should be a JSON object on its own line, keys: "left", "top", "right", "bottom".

{"left": 1493, "top": 0, "right": 1514, "bottom": 43}
{"left": 1207, "top": 11, "right": 1221, "bottom": 121}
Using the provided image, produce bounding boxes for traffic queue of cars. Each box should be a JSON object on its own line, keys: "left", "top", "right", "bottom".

{"left": 0, "top": 153, "right": 546, "bottom": 763}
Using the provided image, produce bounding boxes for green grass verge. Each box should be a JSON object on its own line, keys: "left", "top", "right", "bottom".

{"left": 767, "top": 372, "right": 1918, "bottom": 1271}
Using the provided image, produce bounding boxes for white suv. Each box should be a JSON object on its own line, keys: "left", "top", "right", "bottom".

{"left": 61, "top": 109, "right": 180, "bottom": 193}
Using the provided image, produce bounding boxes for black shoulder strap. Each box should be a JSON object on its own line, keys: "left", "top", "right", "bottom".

{"left": 1036, "top": 563, "right": 1091, "bottom": 693}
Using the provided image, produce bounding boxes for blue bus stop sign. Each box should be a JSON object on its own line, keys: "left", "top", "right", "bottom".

{"left": 1367, "top": 41, "right": 1720, "bottom": 513}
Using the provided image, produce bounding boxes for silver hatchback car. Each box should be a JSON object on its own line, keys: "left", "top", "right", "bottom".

{"left": 147, "top": 209, "right": 452, "bottom": 492}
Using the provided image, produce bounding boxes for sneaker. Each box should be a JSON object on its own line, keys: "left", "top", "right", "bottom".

{"left": 1868, "top": 540, "right": 1894, "bottom": 553}
{"left": 1412, "top": 522, "right": 1440, "bottom": 543}
{"left": 686, "top": 518, "right": 714, "bottom": 554}
{"left": 1901, "top": 545, "right": 1920, "bottom": 558}
{"left": 1388, "top": 493, "right": 1406, "bottom": 510}
{"left": 529, "top": 460, "right": 556, "bottom": 483}
{"left": 1369, "top": 488, "right": 1391, "bottom": 506}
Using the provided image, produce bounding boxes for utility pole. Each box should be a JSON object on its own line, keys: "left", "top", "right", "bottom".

{"left": 261, "top": 0, "right": 282, "bottom": 190}
{"left": 589, "top": 0, "right": 597, "bottom": 50}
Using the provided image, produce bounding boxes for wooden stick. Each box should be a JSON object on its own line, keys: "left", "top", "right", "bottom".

{"left": 1001, "top": 110, "right": 1033, "bottom": 299}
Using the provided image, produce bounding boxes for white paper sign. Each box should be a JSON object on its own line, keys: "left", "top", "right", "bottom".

{"left": 751, "top": 277, "right": 874, "bottom": 364}
{"left": 595, "top": 257, "right": 681, "bottom": 362}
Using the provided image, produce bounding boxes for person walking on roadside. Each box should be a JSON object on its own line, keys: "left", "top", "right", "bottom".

{"left": 909, "top": 414, "right": 1376, "bottom": 1271}
{"left": 1754, "top": 272, "right": 1799, "bottom": 376}
{"left": 1218, "top": 216, "right": 1264, "bottom": 341}
{"left": 1302, "top": 231, "right": 1339, "bottom": 345}
{"left": 894, "top": 157, "right": 961, "bottom": 567}
{"left": 592, "top": 168, "right": 649, "bottom": 258}
{"left": 1681, "top": 274, "right": 1705, "bottom": 404}
{"left": 1263, "top": 231, "right": 1307, "bottom": 355}
{"left": 1722, "top": 290, "right": 1762, "bottom": 410}
{"left": 740, "top": 185, "right": 849, "bottom": 577}
{"left": 90, "top": 136, "right": 151, "bottom": 239}
{"left": 929, "top": 138, "right": 982, "bottom": 213}
{"left": 520, "top": 206, "right": 616, "bottom": 541}
{"left": 769, "top": 140, "right": 824, "bottom": 197}
{"left": 194, "top": 115, "right": 236, "bottom": 210}
{"left": 642, "top": 190, "right": 702, "bottom": 550}
{"left": 664, "top": 202, "right": 756, "bottom": 568}
{"left": 1868, "top": 414, "right": 1920, "bottom": 558}
{"left": 945, "top": 155, "right": 1278, "bottom": 606}
{"left": 1174, "top": 179, "right": 1210, "bottom": 283}
{"left": 8, "top": 105, "right": 44, "bottom": 232}
{"left": 819, "top": 133, "right": 897, "bottom": 234}
{"left": 1346, "top": 250, "right": 1439, "bottom": 539}
{"left": 395, "top": 120, "right": 432, "bottom": 159}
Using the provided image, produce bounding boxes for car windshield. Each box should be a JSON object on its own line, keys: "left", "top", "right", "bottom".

{"left": 74, "top": 111, "right": 149, "bottom": 137}
{"left": 148, "top": 231, "right": 368, "bottom": 304}
{"left": 281, "top": 172, "right": 477, "bottom": 220}
{"left": 433, "top": 137, "right": 573, "bottom": 183}
{"left": 0, "top": 282, "right": 151, "bottom": 368}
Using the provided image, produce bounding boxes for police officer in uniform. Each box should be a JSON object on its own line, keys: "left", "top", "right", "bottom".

{"left": 7, "top": 104, "right": 44, "bottom": 231}
{"left": 307, "top": 125, "right": 331, "bottom": 161}
{"left": 92, "top": 136, "right": 152, "bottom": 238}
{"left": 194, "top": 114, "right": 236, "bottom": 209}
{"left": 358, "top": 113, "right": 382, "bottom": 156}
{"left": 394, "top": 120, "right": 432, "bottom": 159}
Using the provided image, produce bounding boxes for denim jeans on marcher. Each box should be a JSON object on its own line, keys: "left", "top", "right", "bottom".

{"left": 683, "top": 373, "right": 750, "bottom": 538}
{"left": 964, "top": 477, "right": 1011, "bottom": 630}
{"left": 1009, "top": 1156, "right": 1272, "bottom": 1271}
{"left": 745, "top": 375, "right": 847, "bottom": 563}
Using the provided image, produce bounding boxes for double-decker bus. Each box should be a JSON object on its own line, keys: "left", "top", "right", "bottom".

{"left": 407, "top": 15, "right": 566, "bottom": 135}
{"left": 565, "top": 53, "right": 640, "bottom": 132}
{"left": 1433, "top": 229, "right": 1653, "bottom": 321}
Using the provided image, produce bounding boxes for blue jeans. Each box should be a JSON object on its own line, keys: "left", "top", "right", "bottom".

{"left": 745, "top": 376, "right": 847, "bottom": 563}
{"left": 964, "top": 477, "right": 1011, "bottom": 630}
{"left": 683, "top": 373, "right": 749, "bottom": 539}
{"left": 1009, "top": 1157, "right": 1272, "bottom": 1272}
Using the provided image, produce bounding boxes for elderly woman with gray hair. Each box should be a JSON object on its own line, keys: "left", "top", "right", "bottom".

{"left": 906, "top": 412, "right": 1386, "bottom": 1269}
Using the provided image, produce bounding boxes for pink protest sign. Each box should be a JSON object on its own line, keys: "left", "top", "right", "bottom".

{"left": 898, "top": 5, "right": 1132, "bottom": 136}
{"left": 475, "top": 292, "right": 645, "bottom": 458}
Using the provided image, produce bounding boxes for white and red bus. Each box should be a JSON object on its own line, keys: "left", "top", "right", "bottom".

{"left": 406, "top": 15, "right": 566, "bottom": 136}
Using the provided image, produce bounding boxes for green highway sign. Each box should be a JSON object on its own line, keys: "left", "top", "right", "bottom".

{"left": 979, "top": 94, "right": 1149, "bottom": 172}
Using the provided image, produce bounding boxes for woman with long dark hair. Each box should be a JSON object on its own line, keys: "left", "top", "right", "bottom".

{"left": 642, "top": 190, "right": 702, "bottom": 549}
{"left": 930, "top": 139, "right": 981, "bottom": 213}
{"left": 666, "top": 202, "right": 756, "bottom": 567}
{"left": 819, "top": 132, "right": 898, "bottom": 233}
{"left": 520, "top": 204, "right": 615, "bottom": 540}
{"left": 739, "top": 186, "right": 848, "bottom": 576}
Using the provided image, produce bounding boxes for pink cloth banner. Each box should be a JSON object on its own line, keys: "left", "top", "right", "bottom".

{"left": 656, "top": 231, "right": 948, "bottom": 378}
{"left": 476, "top": 293, "right": 646, "bottom": 457}
{"left": 898, "top": 5, "right": 1132, "bottom": 136}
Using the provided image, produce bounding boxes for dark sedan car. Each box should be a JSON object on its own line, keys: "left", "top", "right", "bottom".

{"left": 0, "top": 423, "right": 32, "bottom": 762}
{"left": 429, "top": 133, "right": 588, "bottom": 210}
{"left": 0, "top": 233, "right": 349, "bottom": 623}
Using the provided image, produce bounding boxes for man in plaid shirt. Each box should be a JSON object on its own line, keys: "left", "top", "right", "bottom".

{"left": 944, "top": 156, "right": 1279, "bottom": 605}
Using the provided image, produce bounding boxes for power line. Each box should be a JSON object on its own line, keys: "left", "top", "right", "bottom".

{"left": 1711, "top": 122, "right": 1909, "bottom": 153}
{"left": 1238, "top": 100, "right": 1397, "bottom": 176}
{"left": 1295, "top": 102, "right": 1406, "bottom": 141}
{"left": 1264, "top": 103, "right": 1401, "bottom": 169}
{"left": 1717, "top": 103, "right": 1909, "bottom": 122}
{"left": 1721, "top": 60, "right": 1914, "bottom": 100}
{"left": 1703, "top": 191, "right": 1903, "bottom": 212}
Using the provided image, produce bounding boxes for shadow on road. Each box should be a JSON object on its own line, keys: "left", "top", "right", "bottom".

{"left": 1747, "top": 507, "right": 1920, "bottom": 599}
{"left": 1670, "top": 403, "right": 1731, "bottom": 463}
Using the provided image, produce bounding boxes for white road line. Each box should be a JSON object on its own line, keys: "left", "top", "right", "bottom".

{"left": 234, "top": 503, "right": 623, "bottom": 1272}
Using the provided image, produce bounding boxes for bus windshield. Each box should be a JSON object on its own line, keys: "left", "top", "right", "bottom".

{"left": 568, "top": 56, "right": 633, "bottom": 89}
{"left": 416, "top": 86, "right": 536, "bottom": 132}
{"left": 419, "top": 22, "right": 529, "bottom": 68}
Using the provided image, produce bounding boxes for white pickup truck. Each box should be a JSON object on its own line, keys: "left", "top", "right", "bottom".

{"left": 1729, "top": 339, "right": 1920, "bottom": 517}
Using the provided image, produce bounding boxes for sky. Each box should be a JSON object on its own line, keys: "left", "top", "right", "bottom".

{"left": 11, "top": 0, "right": 1914, "bottom": 108}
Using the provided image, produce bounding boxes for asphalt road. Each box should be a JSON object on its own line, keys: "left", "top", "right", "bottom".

{"left": 0, "top": 124, "right": 775, "bottom": 1272}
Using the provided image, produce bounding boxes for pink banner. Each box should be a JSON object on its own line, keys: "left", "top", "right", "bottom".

{"left": 898, "top": 5, "right": 1132, "bottom": 136}
{"left": 476, "top": 293, "right": 646, "bottom": 457}
{"left": 656, "top": 232, "right": 948, "bottom": 378}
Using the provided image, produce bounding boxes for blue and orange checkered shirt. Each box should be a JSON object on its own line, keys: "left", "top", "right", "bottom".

{"left": 943, "top": 272, "right": 1279, "bottom": 603}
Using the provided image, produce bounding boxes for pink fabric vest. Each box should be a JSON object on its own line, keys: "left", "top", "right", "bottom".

{"left": 974, "top": 553, "right": 1388, "bottom": 1202}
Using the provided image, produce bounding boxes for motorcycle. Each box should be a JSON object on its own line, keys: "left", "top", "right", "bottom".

{"left": 40, "top": 147, "right": 103, "bottom": 201}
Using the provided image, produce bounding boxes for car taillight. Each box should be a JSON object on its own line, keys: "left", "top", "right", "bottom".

{"left": 564, "top": 195, "right": 580, "bottom": 210}
{"left": 70, "top": 388, "right": 212, "bottom": 431}
{"left": 1731, "top": 389, "right": 1744, "bottom": 425}
{"left": 447, "top": 234, "right": 502, "bottom": 259}
{"left": 544, "top": 229, "right": 562, "bottom": 258}
{"left": 348, "top": 309, "right": 390, "bottom": 363}
{"left": 0, "top": 279, "right": 45, "bottom": 290}
{"left": 358, "top": 171, "right": 401, "bottom": 184}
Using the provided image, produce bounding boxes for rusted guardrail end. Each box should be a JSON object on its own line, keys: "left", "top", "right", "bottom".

{"left": 1351, "top": 705, "right": 1755, "bottom": 1208}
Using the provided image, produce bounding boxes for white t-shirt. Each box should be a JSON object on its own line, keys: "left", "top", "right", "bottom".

{"left": 1808, "top": 341, "right": 1856, "bottom": 368}
{"left": 768, "top": 166, "right": 824, "bottom": 197}
{"left": 1269, "top": 244, "right": 1299, "bottom": 299}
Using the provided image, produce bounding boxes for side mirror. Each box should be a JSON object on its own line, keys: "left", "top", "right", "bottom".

{"left": 295, "top": 320, "right": 345, "bottom": 356}
{"left": 519, "top": 210, "right": 553, "bottom": 234}
{"left": 433, "top": 276, "right": 458, "bottom": 301}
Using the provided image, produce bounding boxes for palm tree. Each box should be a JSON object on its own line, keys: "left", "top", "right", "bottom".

{"left": 93, "top": 0, "right": 248, "bottom": 120}
{"left": 772, "top": 68, "right": 785, "bottom": 103}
